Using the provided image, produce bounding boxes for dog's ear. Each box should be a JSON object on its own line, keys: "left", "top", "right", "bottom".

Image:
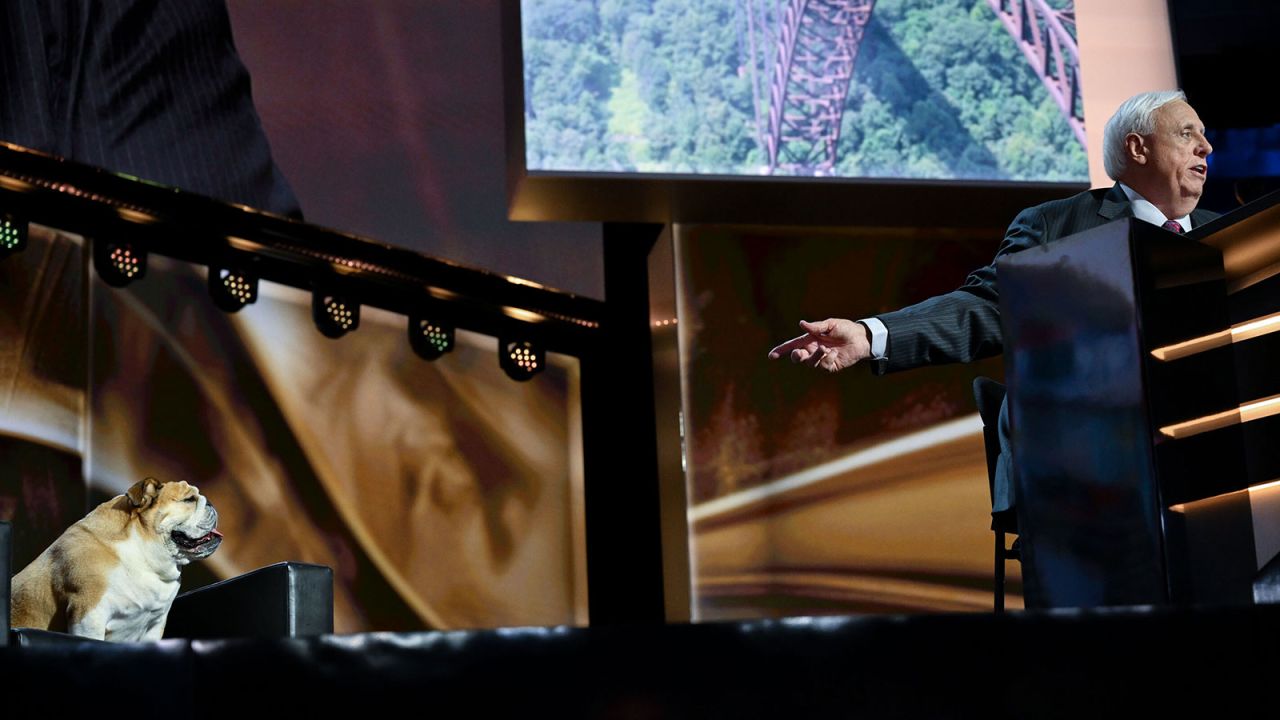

{"left": 126, "top": 477, "right": 163, "bottom": 509}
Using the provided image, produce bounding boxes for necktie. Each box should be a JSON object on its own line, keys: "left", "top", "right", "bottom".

{"left": 1162, "top": 220, "right": 1185, "bottom": 234}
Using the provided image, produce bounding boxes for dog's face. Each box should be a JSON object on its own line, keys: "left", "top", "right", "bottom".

{"left": 126, "top": 478, "right": 222, "bottom": 563}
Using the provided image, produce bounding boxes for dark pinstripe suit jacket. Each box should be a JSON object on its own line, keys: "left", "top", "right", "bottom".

{"left": 871, "top": 184, "right": 1219, "bottom": 374}
{"left": 0, "top": 0, "right": 300, "bottom": 217}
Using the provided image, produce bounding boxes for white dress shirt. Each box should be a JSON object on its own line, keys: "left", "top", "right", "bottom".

{"left": 1118, "top": 183, "right": 1191, "bottom": 232}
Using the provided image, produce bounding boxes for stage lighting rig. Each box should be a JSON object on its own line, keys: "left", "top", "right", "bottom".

{"left": 312, "top": 289, "right": 360, "bottom": 338}
{"left": 93, "top": 237, "right": 147, "bottom": 287}
{"left": 209, "top": 266, "right": 259, "bottom": 313}
{"left": 409, "top": 313, "right": 455, "bottom": 361}
{"left": 0, "top": 212, "right": 27, "bottom": 256}
{"left": 500, "top": 337, "right": 544, "bottom": 381}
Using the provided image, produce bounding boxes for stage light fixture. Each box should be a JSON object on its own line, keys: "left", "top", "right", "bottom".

{"left": 499, "top": 338, "right": 544, "bottom": 382}
{"left": 0, "top": 212, "right": 28, "bottom": 256}
{"left": 209, "top": 266, "right": 259, "bottom": 313}
{"left": 312, "top": 290, "right": 360, "bottom": 338}
{"left": 93, "top": 237, "right": 147, "bottom": 287}
{"left": 409, "top": 314, "right": 455, "bottom": 361}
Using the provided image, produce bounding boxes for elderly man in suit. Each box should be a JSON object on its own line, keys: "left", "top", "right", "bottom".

{"left": 769, "top": 90, "right": 1214, "bottom": 376}
{"left": 768, "top": 90, "right": 1216, "bottom": 598}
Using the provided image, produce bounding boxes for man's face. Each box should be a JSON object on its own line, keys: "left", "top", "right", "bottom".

{"left": 1129, "top": 100, "right": 1212, "bottom": 217}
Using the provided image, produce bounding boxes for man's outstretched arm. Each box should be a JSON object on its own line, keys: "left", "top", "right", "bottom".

{"left": 769, "top": 204, "right": 1050, "bottom": 376}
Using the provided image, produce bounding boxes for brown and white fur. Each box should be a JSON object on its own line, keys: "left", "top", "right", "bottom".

{"left": 10, "top": 477, "right": 222, "bottom": 642}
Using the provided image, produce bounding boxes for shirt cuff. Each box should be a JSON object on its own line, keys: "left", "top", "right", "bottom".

{"left": 858, "top": 317, "right": 888, "bottom": 359}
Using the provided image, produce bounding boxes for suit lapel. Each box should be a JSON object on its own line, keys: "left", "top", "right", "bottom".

{"left": 1097, "top": 183, "right": 1134, "bottom": 222}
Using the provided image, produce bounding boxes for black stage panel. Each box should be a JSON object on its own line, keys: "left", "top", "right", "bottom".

{"left": 4, "top": 606, "right": 1276, "bottom": 718}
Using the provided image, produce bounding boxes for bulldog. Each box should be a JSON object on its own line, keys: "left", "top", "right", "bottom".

{"left": 10, "top": 477, "right": 222, "bottom": 642}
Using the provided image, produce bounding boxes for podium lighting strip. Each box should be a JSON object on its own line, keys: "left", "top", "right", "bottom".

{"left": 1167, "top": 478, "right": 1280, "bottom": 514}
{"left": 1150, "top": 311, "right": 1280, "bottom": 362}
{"left": 1159, "top": 392, "right": 1280, "bottom": 439}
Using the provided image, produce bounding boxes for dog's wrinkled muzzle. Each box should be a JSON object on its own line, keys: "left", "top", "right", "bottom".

{"left": 172, "top": 503, "right": 223, "bottom": 558}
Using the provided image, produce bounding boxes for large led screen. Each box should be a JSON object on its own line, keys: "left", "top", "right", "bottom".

{"left": 521, "top": 0, "right": 1088, "bottom": 182}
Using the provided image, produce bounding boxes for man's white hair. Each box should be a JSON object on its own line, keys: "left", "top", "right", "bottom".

{"left": 1102, "top": 90, "right": 1187, "bottom": 180}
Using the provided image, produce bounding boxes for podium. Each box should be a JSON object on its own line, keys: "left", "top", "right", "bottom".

{"left": 999, "top": 193, "right": 1280, "bottom": 609}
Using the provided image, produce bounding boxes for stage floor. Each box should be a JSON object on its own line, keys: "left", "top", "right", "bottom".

{"left": 4, "top": 605, "right": 1276, "bottom": 717}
